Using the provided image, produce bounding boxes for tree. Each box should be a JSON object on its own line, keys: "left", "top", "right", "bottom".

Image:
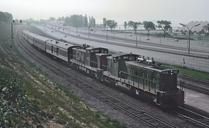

{"left": 64, "top": 14, "right": 93, "bottom": 27}
{"left": 58, "top": 17, "right": 65, "bottom": 21}
{"left": 84, "top": 15, "right": 88, "bottom": 27}
{"left": 49, "top": 17, "right": 55, "bottom": 21}
{"left": 203, "top": 24, "right": 209, "bottom": 35}
{"left": 0, "top": 12, "right": 13, "bottom": 23}
{"left": 89, "top": 16, "right": 96, "bottom": 28}
{"left": 128, "top": 21, "right": 141, "bottom": 34}
{"left": 198, "top": 29, "right": 205, "bottom": 40}
{"left": 106, "top": 20, "right": 117, "bottom": 31}
{"left": 157, "top": 20, "right": 172, "bottom": 38}
{"left": 103, "top": 18, "right": 107, "bottom": 29}
{"left": 143, "top": 21, "right": 156, "bottom": 40}
{"left": 124, "top": 21, "right": 127, "bottom": 30}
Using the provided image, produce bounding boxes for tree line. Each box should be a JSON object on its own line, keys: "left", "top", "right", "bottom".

{"left": 62, "top": 15, "right": 96, "bottom": 28}
{"left": 102, "top": 18, "right": 172, "bottom": 38}
{"left": 0, "top": 12, "right": 13, "bottom": 23}
{"left": 103, "top": 18, "right": 117, "bottom": 31}
{"left": 53, "top": 15, "right": 209, "bottom": 36}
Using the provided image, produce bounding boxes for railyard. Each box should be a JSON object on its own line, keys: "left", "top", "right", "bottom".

{"left": 11, "top": 24, "right": 209, "bottom": 128}
{"left": 31, "top": 23, "right": 209, "bottom": 112}
{"left": 1, "top": 1, "right": 209, "bottom": 126}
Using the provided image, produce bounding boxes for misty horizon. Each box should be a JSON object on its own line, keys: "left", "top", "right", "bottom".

{"left": 1, "top": 0, "right": 209, "bottom": 26}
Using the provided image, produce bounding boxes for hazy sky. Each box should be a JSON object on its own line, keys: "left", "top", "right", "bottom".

{"left": 0, "top": 0, "right": 209, "bottom": 25}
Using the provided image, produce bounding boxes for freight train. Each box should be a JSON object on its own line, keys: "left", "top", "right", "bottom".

{"left": 22, "top": 30, "right": 184, "bottom": 109}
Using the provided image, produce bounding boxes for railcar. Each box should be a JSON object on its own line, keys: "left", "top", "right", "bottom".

{"left": 23, "top": 31, "right": 49, "bottom": 51}
{"left": 102, "top": 53, "right": 139, "bottom": 89}
{"left": 102, "top": 53, "right": 184, "bottom": 108}
{"left": 71, "top": 46, "right": 109, "bottom": 77}
{"left": 94, "top": 53, "right": 110, "bottom": 70}
{"left": 45, "top": 39, "right": 80, "bottom": 62}
{"left": 22, "top": 30, "right": 184, "bottom": 109}
{"left": 23, "top": 30, "right": 81, "bottom": 62}
{"left": 122, "top": 61, "right": 184, "bottom": 107}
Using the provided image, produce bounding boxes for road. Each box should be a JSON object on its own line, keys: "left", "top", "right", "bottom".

{"left": 47, "top": 24, "right": 209, "bottom": 58}
{"left": 33, "top": 24, "right": 209, "bottom": 72}
{"left": 48, "top": 22, "right": 209, "bottom": 55}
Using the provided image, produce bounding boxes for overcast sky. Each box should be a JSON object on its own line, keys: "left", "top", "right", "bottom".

{"left": 0, "top": 0, "right": 208, "bottom": 25}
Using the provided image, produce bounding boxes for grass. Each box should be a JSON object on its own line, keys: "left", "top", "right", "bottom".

{"left": 161, "top": 64, "right": 209, "bottom": 81}
{"left": 0, "top": 24, "right": 125, "bottom": 127}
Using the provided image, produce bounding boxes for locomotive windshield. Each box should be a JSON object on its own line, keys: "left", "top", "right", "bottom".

{"left": 159, "top": 70, "right": 178, "bottom": 92}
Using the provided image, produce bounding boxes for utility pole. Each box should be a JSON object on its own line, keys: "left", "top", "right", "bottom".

{"left": 11, "top": 20, "right": 14, "bottom": 40}
{"left": 88, "top": 26, "right": 90, "bottom": 39}
{"left": 180, "top": 23, "right": 200, "bottom": 54}
{"left": 188, "top": 30, "right": 191, "bottom": 54}
{"left": 106, "top": 28, "right": 108, "bottom": 41}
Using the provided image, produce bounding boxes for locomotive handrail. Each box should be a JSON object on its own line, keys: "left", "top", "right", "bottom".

{"left": 119, "top": 71, "right": 158, "bottom": 88}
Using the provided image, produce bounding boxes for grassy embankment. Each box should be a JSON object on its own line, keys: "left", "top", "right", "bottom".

{"left": 161, "top": 64, "right": 209, "bottom": 81}
{"left": 0, "top": 23, "right": 125, "bottom": 127}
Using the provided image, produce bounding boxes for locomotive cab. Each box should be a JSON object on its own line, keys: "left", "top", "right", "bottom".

{"left": 159, "top": 70, "right": 178, "bottom": 92}
{"left": 157, "top": 70, "right": 184, "bottom": 108}
{"left": 123, "top": 60, "right": 184, "bottom": 108}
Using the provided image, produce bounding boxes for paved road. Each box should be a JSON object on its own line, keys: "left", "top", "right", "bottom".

{"left": 47, "top": 24, "right": 209, "bottom": 58}
{"left": 33, "top": 24, "right": 209, "bottom": 72}
{"left": 47, "top": 22, "right": 209, "bottom": 55}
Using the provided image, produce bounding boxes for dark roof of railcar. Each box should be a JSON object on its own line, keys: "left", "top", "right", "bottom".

{"left": 46, "top": 40, "right": 75, "bottom": 49}
{"left": 126, "top": 61, "right": 175, "bottom": 73}
{"left": 23, "top": 30, "right": 49, "bottom": 41}
{"left": 86, "top": 47, "right": 108, "bottom": 51}
{"left": 23, "top": 30, "right": 79, "bottom": 50}
{"left": 110, "top": 53, "right": 139, "bottom": 59}
{"left": 73, "top": 46, "right": 109, "bottom": 53}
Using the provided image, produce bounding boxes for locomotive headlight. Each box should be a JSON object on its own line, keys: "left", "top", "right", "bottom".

{"left": 171, "top": 70, "right": 173, "bottom": 75}
{"left": 113, "top": 58, "right": 117, "bottom": 62}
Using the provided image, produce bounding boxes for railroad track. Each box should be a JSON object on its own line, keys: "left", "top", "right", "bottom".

{"left": 181, "top": 75, "right": 209, "bottom": 85}
{"left": 17, "top": 29, "right": 209, "bottom": 128}
{"left": 34, "top": 26, "right": 209, "bottom": 96}
{"left": 39, "top": 26, "right": 209, "bottom": 96}
{"left": 16, "top": 32, "right": 180, "bottom": 128}
{"left": 179, "top": 75, "right": 209, "bottom": 95}
{"left": 177, "top": 105, "right": 209, "bottom": 128}
{"left": 49, "top": 27, "right": 209, "bottom": 96}
{"left": 80, "top": 86, "right": 178, "bottom": 128}
{"left": 35, "top": 25, "right": 209, "bottom": 97}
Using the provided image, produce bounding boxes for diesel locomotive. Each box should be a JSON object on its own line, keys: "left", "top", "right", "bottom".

{"left": 22, "top": 30, "right": 184, "bottom": 108}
